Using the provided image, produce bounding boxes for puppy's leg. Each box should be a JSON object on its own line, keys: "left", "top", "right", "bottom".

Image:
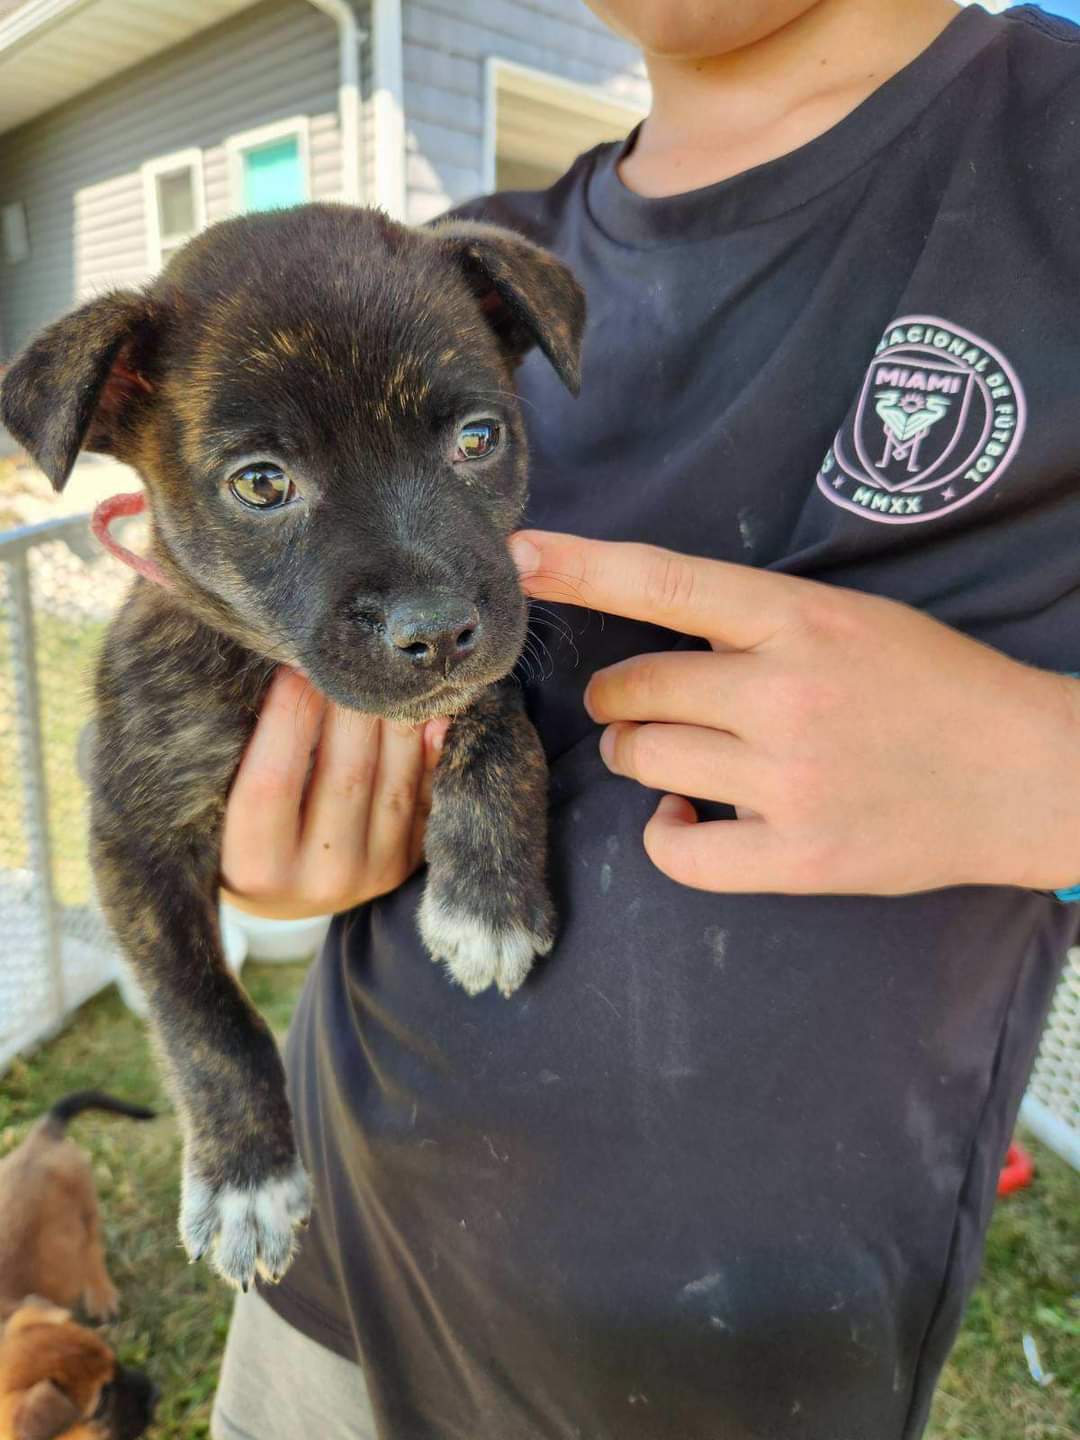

{"left": 419, "top": 682, "right": 554, "bottom": 997}
{"left": 92, "top": 827, "right": 310, "bottom": 1290}
{"left": 80, "top": 1196, "right": 118, "bottom": 1319}
{"left": 82, "top": 1245, "right": 119, "bottom": 1321}
{"left": 90, "top": 604, "right": 308, "bottom": 1290}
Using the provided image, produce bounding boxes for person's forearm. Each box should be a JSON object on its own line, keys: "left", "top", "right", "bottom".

{"left": 988, "top": 669, "right": 1080, "bottom": 893}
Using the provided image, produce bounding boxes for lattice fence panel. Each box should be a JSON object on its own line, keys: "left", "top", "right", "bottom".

{"left": 0, "top": 516, "right": 133, "bottom": 1071}
{"left": 1021, "top": 948, "right": 1080, "bottom": 1169}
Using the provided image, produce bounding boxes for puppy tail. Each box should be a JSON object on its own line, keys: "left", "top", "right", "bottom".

{"left": 44, "top": 1090, "right": 156, "bottom": 1134}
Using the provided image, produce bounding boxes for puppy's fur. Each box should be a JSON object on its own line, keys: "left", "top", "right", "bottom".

{"left": 0, "top": 1301, "right": 156, "bottom": 1440}
{"left": 0, "top": 1094, "right": 154, "bottom": 1323}
{"left": 0, "top": 204, "right": 584, "bottom": 1289}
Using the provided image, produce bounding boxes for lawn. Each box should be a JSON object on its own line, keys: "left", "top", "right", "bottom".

{"left": 0, "top": 966, "right": 1076, "bottom": 1439}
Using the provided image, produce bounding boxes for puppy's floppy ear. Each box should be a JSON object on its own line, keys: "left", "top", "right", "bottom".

{"left": 0, "top": 290, "right": 157, "bottom": 492}
{"left": 12, "top": 1379, "right": 82, "bottom": 1440}
{"left": 433, "top": 220, "right": 585, "bottom": 395}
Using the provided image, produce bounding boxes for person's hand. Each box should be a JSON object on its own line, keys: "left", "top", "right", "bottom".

{"left": 512, "top": 530, "right": 1080, "bottom": 896}
{"left": 221, "top": 668, "right": 448, "bottom": 920}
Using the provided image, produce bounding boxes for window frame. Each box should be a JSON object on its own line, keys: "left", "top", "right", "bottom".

{"left": 225, "top": 116, "right": 312, "bottom": 214}
{"left": 141, "top": 147, "right": 206, "bottom": 272}
{"left": 482, "top": 57, "right": 646, "bottom": 194}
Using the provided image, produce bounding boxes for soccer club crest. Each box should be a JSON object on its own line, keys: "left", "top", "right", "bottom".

{"left": 817, "top": 316, "right": 1026, "bottom": 524}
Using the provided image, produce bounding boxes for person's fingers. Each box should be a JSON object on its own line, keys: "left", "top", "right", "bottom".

{"left": 511, "top": 531, "right": 797, "bottom": 648}
{"left": 364, "top": 719, "right": 426, "bottom": 875}
{"left": 408, "top": 718, "right": 449, "bottom": 869}
{"left": 643, "top": 796, "right": 794, "bottom": 893}
{"left": 298, "top": 704, "right": 382, "bottom": 871}
{"left": 223, "top": 668, "right": 327, "bottom": 883}
{"left": 585, "top": 650, "right": 757, "bottom": 732}
{"left": 599, "top": 721, "right": 759, "bottom": 807}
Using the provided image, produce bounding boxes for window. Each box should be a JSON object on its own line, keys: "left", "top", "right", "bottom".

{"left": 142, "top": 149, "right": 206, "bottom": 271}
{"left": 226, "top": 118, "right": 311, "bottom": 214}
{"left": 484, "top": 59, "right": 646, "bottom": 194}
{"left": 1, "top": 202, "right": 29, "bottom": 264}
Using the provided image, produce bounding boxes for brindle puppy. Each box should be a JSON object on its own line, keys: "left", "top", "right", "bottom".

{"left": 0, "top": 204, "right": 584, "bottom": 1290}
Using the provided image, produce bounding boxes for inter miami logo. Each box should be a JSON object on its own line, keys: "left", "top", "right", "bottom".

{"left": 817, "top": 316, "right": 1026, "bottom": 524}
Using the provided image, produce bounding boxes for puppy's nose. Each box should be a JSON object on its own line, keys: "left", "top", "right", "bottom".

{"left": 384, "top": 594, "right": 480, "bottom": 669}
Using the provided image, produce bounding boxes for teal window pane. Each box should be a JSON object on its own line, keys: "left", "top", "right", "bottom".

{"left": 242, "top": 136, "right": 303, "bottom": 212}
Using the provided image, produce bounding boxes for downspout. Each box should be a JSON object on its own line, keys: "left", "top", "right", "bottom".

{"left": 305, "top": 0, "right": 363, "bottom": 204}
{"left": 371, "top": 0, "right": 406, "bottom": 220}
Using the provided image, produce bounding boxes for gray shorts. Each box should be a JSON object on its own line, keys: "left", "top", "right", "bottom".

{"left": 211, "top": 1291, "right": 377, "bottom": 1440}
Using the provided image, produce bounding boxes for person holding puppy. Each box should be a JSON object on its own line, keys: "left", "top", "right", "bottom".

{"left": 212, "top": 2, "right": 1080, "bottom": 1438}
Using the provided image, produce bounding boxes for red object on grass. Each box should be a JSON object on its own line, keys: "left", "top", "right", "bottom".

{"left": 997, "top": 1141, "right": 1035, "bottom": 1197}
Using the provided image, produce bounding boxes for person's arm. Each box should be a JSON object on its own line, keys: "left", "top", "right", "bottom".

{"left": 512, "top": 530, "right": 1080, "bottom": 896}
{"left": 221, "top": 667, "right": 447, "bottom": 920}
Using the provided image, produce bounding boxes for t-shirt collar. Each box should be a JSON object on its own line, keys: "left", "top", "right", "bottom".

{"left": 586, "top": 2, "right": 1001, "bottom": 248}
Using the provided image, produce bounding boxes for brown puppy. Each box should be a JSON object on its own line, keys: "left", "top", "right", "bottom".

{"left": 0, "top": 1095, "right": 154, "bottom": 1322}
{"left": 0, "top": 1301, "right": 157, "bottom": 1440}
{"left": 0, "top": 204, "right": 584, "bottom": 1291}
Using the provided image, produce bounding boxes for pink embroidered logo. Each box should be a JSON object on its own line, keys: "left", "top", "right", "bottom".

{"left": 817, "top": 316, "right": 1026, "bottom": 524}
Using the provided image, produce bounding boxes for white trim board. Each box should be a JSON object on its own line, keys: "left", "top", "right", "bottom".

{"left": 225, "top": 115, "right": 312, "bottom": 213}
{"left": 483, "top": 56, "right": 646, "bottom": 193}
{"left": 141, "top": 147, "right": 206, "bottom": 272}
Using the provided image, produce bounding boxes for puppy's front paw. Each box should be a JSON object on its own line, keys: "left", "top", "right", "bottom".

{"left": 83, "top": 1278, "right": 119, "bottom": 1321}
{"left": 418, "top": 887, "right": 554, "bottom": 997}
{"left": 180, "top": 1154, "right": 311, "bottom": 1290}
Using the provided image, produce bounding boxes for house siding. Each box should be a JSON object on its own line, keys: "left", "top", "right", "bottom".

{"left": 0, "top": 0, "right": 642, "bottom": 358}
{"left": 0, "top": 0, "right": 370, "bottom": 359}
{"left": 402, "top": 0, "right": 648, "bottom": 222}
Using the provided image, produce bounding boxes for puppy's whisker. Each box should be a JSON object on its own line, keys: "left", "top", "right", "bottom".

{"left": 528, "top": 606, "right": 580, "bottom": 668}
{"left": 519, "top": 631, "right": 556, "bottom": 684}
{"left": 470, "top": 386, "right": 537, "bottom": 414}
{"left": 522, "top": 569, "right": 593, "bottom": 611}
{"left": 529, "top": 632, "right": 555, "bottom": 682}
{"left": 528, "top": 601, "right": 579, "bottom": 647}
{"left": 294, "top": 680, "right": 323, "bottom": 733}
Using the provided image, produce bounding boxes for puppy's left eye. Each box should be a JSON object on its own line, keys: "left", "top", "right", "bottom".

{"left": 229, "top": 463, "right": 298, "bottom": 510}
{"left": 455, "top": 420, "right": 501, "bottom": 462}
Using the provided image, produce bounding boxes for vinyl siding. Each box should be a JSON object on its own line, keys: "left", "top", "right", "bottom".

{"left": 0, "top": 0, "right": 370, "bottom": 358}
{"left": 0, "top": 0, "right": 642, "bottom": 357}
{"left": 402, "top": 0, "right": 648, "bottom": 223}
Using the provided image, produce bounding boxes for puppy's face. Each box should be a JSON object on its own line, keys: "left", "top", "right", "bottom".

{"left": 0, "top": 206, "right": 584, "bottom": 722}
{"left": 0, "top": 1303, "right": 157, "bottom": 1440}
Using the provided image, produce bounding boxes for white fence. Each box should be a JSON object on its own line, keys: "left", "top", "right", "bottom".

{"left": 1021, "top": 952, "right": 1080, "bottom": 1170}
{"left": 0, "top": 512, "right": 1078, "bottom": 1173}
{"left": 0, "top": 512, "right": 130, "bottom": 1071}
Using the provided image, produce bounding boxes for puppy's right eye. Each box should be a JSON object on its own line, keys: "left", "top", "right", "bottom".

{"left": 229, "top": 464, "right": 297, "bottom": 510}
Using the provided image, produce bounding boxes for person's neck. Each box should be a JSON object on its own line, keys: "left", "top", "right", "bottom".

{"left": 619, "top": 0, "right": 960, "bottom": 198}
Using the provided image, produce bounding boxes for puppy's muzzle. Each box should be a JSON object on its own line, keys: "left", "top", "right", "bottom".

{"left": 383, "top": 591, "right": 481, "bottom": 671}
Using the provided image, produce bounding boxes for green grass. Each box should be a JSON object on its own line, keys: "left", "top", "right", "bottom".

{"left": 0, "top": 967, "right": 1077, "bottom": 1439}
{"left": 0, "top": 967, "right": 305, "bottom": 1439}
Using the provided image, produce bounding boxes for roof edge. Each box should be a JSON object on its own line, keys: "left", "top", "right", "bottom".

{"left": 0, "top": 0, "right": 94, "bottom": 58}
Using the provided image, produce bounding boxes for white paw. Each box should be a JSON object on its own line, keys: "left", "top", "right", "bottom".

{"left": 418, "top": 890, "right": 552, "bottom": 997}
{"left": 180, "top": 1156, "right": 311, "bottom": 1290}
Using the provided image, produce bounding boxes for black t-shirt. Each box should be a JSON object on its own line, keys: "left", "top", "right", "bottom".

{"left": 264, "top": 7, "right": 1080, "bottom": 1438}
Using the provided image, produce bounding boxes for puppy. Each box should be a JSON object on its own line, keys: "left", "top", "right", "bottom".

{"left": 0, "top": 1300, "right": 157, "bottom": 1440}
{"left": 0, "top": 1093, "right": 154, "bottom": 1322}
{"left": 0, "top": 204, "right": 584, "bottom": 1290}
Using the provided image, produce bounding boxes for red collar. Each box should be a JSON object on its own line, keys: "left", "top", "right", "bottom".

{"left": 90, "top": 492, "right": 172, "bottom": 590}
